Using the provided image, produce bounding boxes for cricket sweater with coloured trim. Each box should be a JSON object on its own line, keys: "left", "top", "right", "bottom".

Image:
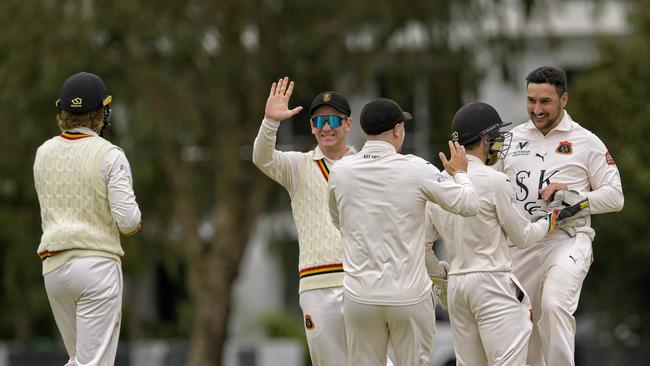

{"left": 34, "top": 131, "right": 125, "bottom": 274}
{"left": 252, "top": 118, "right": 355, "bottom": 293}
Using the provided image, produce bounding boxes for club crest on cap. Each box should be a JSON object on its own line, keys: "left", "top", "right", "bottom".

{"left": 71, "top": 97, "right": 83, "bottom": 108}
{"left": 451, "top": 131, "right": 459, "bottom": 141}
{"left": 322, "top": 93, "right": 331, "bottom": 102}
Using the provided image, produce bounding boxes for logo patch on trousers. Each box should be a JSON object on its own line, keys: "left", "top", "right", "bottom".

{"left": 305, "top": 314, "right": 315, "bottom": 330}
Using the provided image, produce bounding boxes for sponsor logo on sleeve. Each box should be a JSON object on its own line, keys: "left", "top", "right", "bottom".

{"left": 605, "top": 151, "right": 616, "bottom": 165}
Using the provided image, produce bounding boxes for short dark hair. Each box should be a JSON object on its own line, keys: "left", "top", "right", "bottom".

{"left": 526, "top": 66, "right": 568, "bottom": 96}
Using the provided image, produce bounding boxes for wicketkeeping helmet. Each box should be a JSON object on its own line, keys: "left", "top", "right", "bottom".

{"left": 451, "top": 102, "right": 512, "bottom": 159}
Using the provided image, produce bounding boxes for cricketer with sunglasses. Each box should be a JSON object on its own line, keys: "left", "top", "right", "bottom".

{"left": 425, "top": 102, "right": 588, "bottom": 365}
{"left": 253, "top": 77, "right": 374, "bottom": 366}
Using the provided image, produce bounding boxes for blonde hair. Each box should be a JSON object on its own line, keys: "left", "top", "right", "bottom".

{"left": 57, "top": 108, "right": 104, "bottom": 132}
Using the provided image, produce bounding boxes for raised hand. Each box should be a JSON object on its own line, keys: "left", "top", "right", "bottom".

{"left": 439, "top": 141, "right": 469, "bottom": 176}
{"left": 265, "top": 76, "right": 303, "bottom": 122}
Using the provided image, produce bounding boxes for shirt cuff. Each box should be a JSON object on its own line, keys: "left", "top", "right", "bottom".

{"left": 262, "top": 117, "right": 281, "bottom": 129}
{"left": 452, "top": 172, "right": 471, "bottom": 184}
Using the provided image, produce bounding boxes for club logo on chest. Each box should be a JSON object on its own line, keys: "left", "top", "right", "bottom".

{"left": 556, "top": 141, "right": 573, "bottom": 155}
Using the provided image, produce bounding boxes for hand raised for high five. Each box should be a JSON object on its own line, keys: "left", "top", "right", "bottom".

{"left": 265, "top": 76, "right": 304, "bottom": 122}
{"left": 439, "top": 141, "right": 469, "bottom": 176}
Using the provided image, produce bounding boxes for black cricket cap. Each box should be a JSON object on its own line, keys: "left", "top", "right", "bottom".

{"left": 309, "top": 91, "right": 351, "bottom": 116}
{"left": 57, "top": 72, "right": 112, "bottom": 114}
{"left": 360, "top": 98, "right": 412, "bottom": 135}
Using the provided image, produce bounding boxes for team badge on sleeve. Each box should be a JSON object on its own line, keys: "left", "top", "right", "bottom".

{"left": 556, "top": 141, "right": 573, "bottom": 155}
{"left": 605, "top": 151, "right": 616, "bottom": 165}
{"left": 305, "top": 314, "right": 315, "bottom": 330}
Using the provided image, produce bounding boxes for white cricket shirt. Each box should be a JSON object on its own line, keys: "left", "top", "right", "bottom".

{"left": 494, "top": 111, "right": 624, "bottom": 240}
{"left": 426, "top": 155, "right": 549, "bottom": 275}
{"left": 328, "top": 140, "right": 479, "bottom": 306}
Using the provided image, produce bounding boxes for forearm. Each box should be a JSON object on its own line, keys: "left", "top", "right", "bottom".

{"left": 110, "top": 190, "right": 141, "bottom": 234}
{"left": 251, "top": 118, "right": 301, "bottom": 193}
{"left": 103, "top": 149, "right": 142, "bottom": 235}
{"left": 506, "top": 219, "right": 548, "bottom": 249}
{"left": 252, "top": 118, "right": 281, "bottom": 169}
{"left": 582, "top": 184, "right": 624, "bottom": 214}
{"left": 425, "top": 243, "right": 446, "bottom": 278}
{"left": 446, "top": 172, "right": 480, "bottom": 217}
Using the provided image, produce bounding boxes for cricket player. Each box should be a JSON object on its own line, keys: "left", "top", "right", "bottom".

{"left": 253, "top": 77, "right": 370, "bottom": 365}
{"left": 327, "top": 98, "right": 479, "bottom": 366}
{"left": 34, "top": 72, "right": 141, "bottom": 366}
{"left": 426, "top": 102, "right": 588, "bottom": 365}
{"left": 494, "top": 66, "right": 624, "bottom": 365}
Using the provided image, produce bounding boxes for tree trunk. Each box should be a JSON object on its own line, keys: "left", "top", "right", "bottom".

{"left": 186, "top": 162, "right": 271, "bottom": 366}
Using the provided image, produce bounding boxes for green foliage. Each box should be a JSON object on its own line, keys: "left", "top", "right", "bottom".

{"left": 0, "top": 1, "right": 550, "bottom": 362}
{"left": 259, "top": 310, "right": 309, "bottom": 366}
{"left": 569, "top": 0, "right": 650, "bottom": 345}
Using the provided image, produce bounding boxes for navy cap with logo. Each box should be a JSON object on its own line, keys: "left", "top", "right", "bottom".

{"left": 57, "top": 72, "right": 112, "bottom": 114}
{"left": 451, "top": 102, "right": 511, "bottom": 145}
{"left": 360, "top": 98, "right": 412, "bottom": 136}
{"left": 309, "top": 91, "right": 351, "bottom": 116}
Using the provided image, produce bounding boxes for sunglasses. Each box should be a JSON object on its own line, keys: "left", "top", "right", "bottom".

{"left": 310, "top": 115, "right": 347, "bottom": 129}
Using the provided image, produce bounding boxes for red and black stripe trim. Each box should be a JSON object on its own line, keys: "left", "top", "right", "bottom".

{"left": 61, "top": 131, "right": 93, "bottom": 140}
{"left": 316, "top": 159, "right": 330, "bottom": 181}
{"left": 299, "top": 263, "right": 344, "bottom": 278}
{"left": 38, "top": 250, "right": 64, "bottom": 260}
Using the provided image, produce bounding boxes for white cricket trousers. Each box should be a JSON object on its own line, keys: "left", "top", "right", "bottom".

{"left": 300, "top": 287, "right": 395, "bottom": 366}
{"left": 512, "top": 233, "right": 592, "bottom": 366}
{"left": 343, "top": 294, "right": 434, "bottom": 366}
{"left": 44, "top": 256, "right": 123, "bottom": 366}
{"left": 448, "top": 271, "right": 532, "bottom": 366}
{"left": 299, "top": 287, "right": 347, "bottom": 366}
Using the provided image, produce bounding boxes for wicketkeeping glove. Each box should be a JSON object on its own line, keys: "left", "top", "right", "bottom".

{"left": 544, "top": 190, "right": 590, "bottom": 236}
{"left": 431, "top": 261, "right": 449, "bottom": 312}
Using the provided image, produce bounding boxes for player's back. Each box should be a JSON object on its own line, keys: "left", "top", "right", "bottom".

{"left": 427, "top": 156, "right": 514, "bottom": 275}
{"left": 329, "top": 140, "right": 434, "bottom": 306}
